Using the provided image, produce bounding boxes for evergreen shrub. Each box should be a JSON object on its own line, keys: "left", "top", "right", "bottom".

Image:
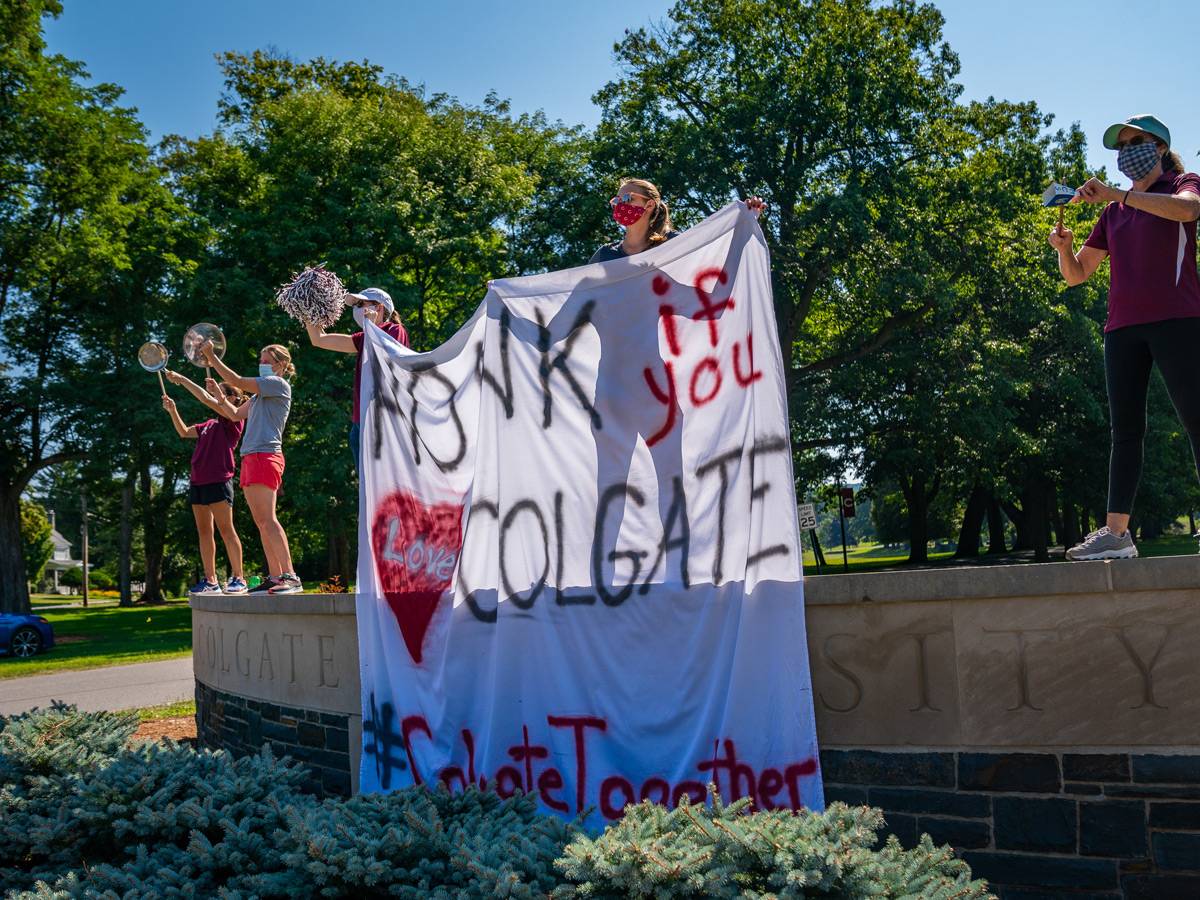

{"left": 0, "top": 707, "right": 991, "bottom": 898}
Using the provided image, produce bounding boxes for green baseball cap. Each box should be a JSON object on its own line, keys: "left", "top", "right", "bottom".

{"left": 1102, "top": 114, "right": 1171, "bottom": 150}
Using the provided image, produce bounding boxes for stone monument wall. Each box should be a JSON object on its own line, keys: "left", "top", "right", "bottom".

{"left": 191, "top": 556, "right": 1200, "bottom": 897}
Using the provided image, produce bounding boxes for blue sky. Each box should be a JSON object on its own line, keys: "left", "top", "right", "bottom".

{"left": 44, "top": 0, "right": 1198, "bottom": 180}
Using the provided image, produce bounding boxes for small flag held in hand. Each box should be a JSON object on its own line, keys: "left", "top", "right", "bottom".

{"left": 1043, "top": 182, "right": 1076, "bottom": 229}
{"left": 1042, "top": 182, "right": 1077, "bottom": 208}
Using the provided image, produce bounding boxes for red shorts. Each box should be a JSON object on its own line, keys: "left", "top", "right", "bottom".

{"left": 240, "top": 452, "right": 285, "bottom": 491}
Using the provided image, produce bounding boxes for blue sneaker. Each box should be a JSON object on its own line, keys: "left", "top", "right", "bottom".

{"left": 225, "top": 576, "right": 248, "bottom": 594}
{"left": 191, "top": 579, "right": 222, "bottom": 594}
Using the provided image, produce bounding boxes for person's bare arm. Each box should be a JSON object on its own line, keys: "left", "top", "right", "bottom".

{"left": 306, "top": 321, "right": 357, "bottom": 354}
{"left": 1125, "top": 188, "right": 1200, "bottom": 222}
{"left": 166, "top": 369, "right": 227, "bottom": 415}
{"left": 1076, "top": 177, "right": 1200, "bottom": 223}
{"left": 212, "top": 390, "right": 253, "bottom": 422}
{"left": 162, "top": 396, "right": 197, "bottom": 439}
{"left": 1048, "top": 225, "right": 1108, "bottom": 286}
{"left": 201, "top": 341, "right": 259, "bottom": 393}
{"left": 201, "top": 378, "right": 242, "bottom": 421}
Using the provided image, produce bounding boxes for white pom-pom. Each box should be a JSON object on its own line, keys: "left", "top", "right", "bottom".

{"left": 274, "top": 265, "right": 346, "bottom": 328}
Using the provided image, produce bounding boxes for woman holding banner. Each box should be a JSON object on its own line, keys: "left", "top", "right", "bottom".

{"left": 1048, "top": 114, "right": 1200, "bottom": 560}
{"left": 589, "top": 178, "right": 766, "bottom": 264}
{"left": 304, "top": 286, "right": 409, "bottom": 470}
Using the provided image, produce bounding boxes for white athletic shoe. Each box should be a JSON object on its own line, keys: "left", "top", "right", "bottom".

{"left": 1066, "top": 527, "right": 1138, "bottom": 561}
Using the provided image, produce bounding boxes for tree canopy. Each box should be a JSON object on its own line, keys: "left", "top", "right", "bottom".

{"left": 2, "top": 0, "right": 1196, "bottom": 612}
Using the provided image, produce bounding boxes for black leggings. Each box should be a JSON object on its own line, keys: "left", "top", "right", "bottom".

{"left": 1105, "top": 317, "right": 1200, "bottom": 514}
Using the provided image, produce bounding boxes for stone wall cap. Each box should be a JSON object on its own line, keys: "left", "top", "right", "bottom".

{"left": 803, "top": 555, "right": 1200, "bottom": 605}
{"left": 189, "top": 592, "right": 357, "bottom": 615}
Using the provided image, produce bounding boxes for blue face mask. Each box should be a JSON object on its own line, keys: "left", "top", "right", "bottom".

{"left": 259, "top": 364, "right": 275, "bottom": 378}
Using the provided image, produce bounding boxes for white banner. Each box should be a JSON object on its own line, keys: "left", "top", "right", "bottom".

{"left": 356, "top": 202, "right": 822, "bottom": 826}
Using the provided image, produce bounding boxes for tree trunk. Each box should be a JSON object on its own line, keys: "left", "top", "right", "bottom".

{"left": 986, "top": 497, "right": 1007, "bottom": 554}
{"left": 904, "top": 478, "right": 930, "bottom": 564}
{"left": 1062, "top": 497, "right": 1080, "bottom": 550}
{"left": 1020, "top": 480, "right": 1050, "bottom": 563}
{"left": 1002, "top": 499, "right": 1030, "bottom": 551}
{"left": 1189, "top": 510, "right": 1196, "bottom": 535}
{"left": 119, "top": 476, "right": 134, "bottom": 607}
{"left": 0, "top": 487, "right": 30, "bottom": 614}
{"left": 1049, "top": 488, "right": 1064, "bottom": 549}
{"left": 138, "top": 462, "right": 173, "bottom": 604}
{"left": 326, "top": 503, "right": 352, "bottom": 590}
{"left": 954, "top": 483, "right": 987, "bottom": 558}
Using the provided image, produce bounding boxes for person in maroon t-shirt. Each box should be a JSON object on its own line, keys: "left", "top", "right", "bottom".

{"left": 161, "top": 373, "right": 249, "bottom": 592}
{"left": 1048, "top": 114, "right": 1200, "bottom": 560}
{"left": 305, "top": 286, "right": 410, "bottom": 471}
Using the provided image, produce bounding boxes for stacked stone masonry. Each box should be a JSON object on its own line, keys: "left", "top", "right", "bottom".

{"left": 196, "top": 681, "right": 354, "bottom": 797}
{"left": 822, "top": 749, "right": 1200, "bottom": 898}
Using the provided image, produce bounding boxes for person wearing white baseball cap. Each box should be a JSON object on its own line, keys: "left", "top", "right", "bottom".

{"left": 305, "top": 286, "right": 409, "bottom": 469}
{"left": 1048, "top": 114, "right": 1200, "bottom": 560}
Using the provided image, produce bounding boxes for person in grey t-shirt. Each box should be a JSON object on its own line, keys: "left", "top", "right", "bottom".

{"left": 202, "top": 340, "right": 303, "bottom": 595}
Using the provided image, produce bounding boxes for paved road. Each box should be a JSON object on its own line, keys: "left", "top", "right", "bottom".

{"left": 0, "top": 656, "right": 194, "bottom": 716}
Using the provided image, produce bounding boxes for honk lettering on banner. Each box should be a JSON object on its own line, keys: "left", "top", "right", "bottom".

{"left": 355, "top": 201, "right": 823, "bottom": 826}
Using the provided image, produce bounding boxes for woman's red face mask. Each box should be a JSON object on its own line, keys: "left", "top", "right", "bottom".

{"left": 610, "top": 192, "right": 650, "bottom": 227}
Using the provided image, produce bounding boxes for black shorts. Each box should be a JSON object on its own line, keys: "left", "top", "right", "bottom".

{"left": 189, "top": 480, "right": 234, "bottom": 506}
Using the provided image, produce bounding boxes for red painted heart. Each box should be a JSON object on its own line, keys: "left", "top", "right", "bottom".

{"left": 371, "top": 491, "right": 464, "bottom": 664}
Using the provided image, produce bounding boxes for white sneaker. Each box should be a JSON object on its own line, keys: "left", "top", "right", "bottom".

{"left": 1066, "top": 527, "right": 1137, "bottom": 561}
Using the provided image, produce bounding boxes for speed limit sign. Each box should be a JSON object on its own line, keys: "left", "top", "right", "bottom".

{"left": 797, "top": 502, "right": 817, "bottom": 531}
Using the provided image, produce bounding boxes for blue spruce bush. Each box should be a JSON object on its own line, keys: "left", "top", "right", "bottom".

{"left": 0, "top": 706, "right": 992, "bottom": 898}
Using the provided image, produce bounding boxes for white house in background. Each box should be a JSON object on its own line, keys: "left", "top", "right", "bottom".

{"left": 43, "top": 511, "right": 83, "bottom": 594}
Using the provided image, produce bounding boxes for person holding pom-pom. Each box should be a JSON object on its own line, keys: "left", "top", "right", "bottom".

{"left": 305, "top": 287, "right": 409, "bottom": 470}
{"left": 161, "top": 372, "right": 248, "bottom": 594}
{"left": 200, "top": 340, "right": 303, "bottom": 594}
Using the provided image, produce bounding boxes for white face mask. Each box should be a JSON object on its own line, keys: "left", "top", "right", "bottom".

{"left": 258, "top": 364, "right": 275, "bottom": 378}
{"left": 354, "top": 304, "right": 385, "bottom": 328}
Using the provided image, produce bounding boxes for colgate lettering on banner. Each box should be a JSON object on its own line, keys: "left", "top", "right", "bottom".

{"left": 371, "top": 491, "right": 463, "bottom": 663}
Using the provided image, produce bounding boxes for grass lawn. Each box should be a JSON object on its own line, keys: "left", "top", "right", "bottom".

{"left": 0, "top": 601, "right": 192, "bottom": 680}
{"left": 1135, "top": 534, "right": 1197, "bottom": 558}
{"left": 802, "top": 541, "right": 956, "bottom": 573}
{"left": 30, "top": 594, "right": 119, "bottom": 608}
{"left": 802, "top": 533, "right": 1197, "bottom": 573}
{"left": 135, "top": 699, "right": 196, "bottom": 721}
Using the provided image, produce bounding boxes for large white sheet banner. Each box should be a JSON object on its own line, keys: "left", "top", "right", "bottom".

{"left": 355, "top": 201, "right": 822, "bottom": 826}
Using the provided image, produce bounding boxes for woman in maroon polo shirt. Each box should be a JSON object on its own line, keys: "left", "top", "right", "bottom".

{"left": 162, "top": 373, "right": 249, "bottom": 592}
{"left": 1048, "top": 114, "right": 1200, "bottom": 560}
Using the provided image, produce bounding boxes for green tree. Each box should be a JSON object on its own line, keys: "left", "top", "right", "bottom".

{"left": 592, "top": 0, "right": 976, "bottom": 391}
{"left": 0, "top": 0, "right": 190, "bottom": 612}
{"left": 19, "top": 498, "right": 52, "bottom": 587}
{"left": 162, "top": 52, "right": 598, "bottom": 583}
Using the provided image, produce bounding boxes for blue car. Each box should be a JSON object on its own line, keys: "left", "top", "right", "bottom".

{"left": 0, "top": 613, "right": 55, "bottom": 659}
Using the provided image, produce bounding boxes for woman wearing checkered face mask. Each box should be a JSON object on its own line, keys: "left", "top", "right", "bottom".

{"left": 1047, "top": 115, "right": 1200, "bottom": 560}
